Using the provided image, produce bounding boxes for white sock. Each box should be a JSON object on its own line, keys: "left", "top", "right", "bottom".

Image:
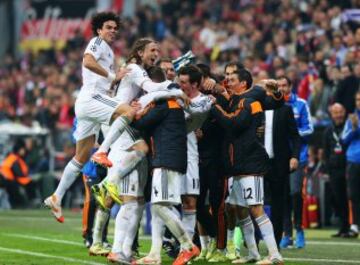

{"left": 107, "top": 150, "right": 146, "bottom": 184}
{"left": 92, "top": 209, "right": 109, "bottom": 245}
{"left": 98, "top": 116, "right": 130, "bottom": 153}
{"left": 255, "top": 214, "right": 280, "bottom": 256}
{"left": 149, "top": 206, "right": 165, "bottom": 258}
{"left": 227, "top": 229, "right": 235, "bottom": 242}
{"left": 112, "top": 203, "right": 131, "bottom": 252}
{"left": 152, "top": 204, "right": 192, "bottom": 250}
{"left": 199, "top": 235, "right": 210, "bottom": 250}
{"left": 122, "top": 202, "right": 145, "bottom": 257}
{"left": 182, "top": 210, "right": 196, "bottom": 240}
{"left": 54, "top": 158, "right": 83, "bottom": 202}
{"left": 239, "top": 216, "right": 260, "bottom": 258}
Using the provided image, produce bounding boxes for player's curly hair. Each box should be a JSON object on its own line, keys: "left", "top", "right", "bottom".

{"left": 126, "top": 38, "right": 156, "bottom": 64}
{"left": 91, "top": 12, "right": 120, "bottom": 36}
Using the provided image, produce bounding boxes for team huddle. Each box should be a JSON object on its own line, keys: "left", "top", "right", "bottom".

{"left": 44, "top": 12, "right": 285, "bottom": 265}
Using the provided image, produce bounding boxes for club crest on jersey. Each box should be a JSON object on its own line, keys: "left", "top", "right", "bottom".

{"left": 90, "top": 45, "right": 97, "bottom": 52}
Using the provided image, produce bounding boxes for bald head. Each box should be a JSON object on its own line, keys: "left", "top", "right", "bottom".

{"left": 329, "top": 103, "right": 346, "bottom": 125}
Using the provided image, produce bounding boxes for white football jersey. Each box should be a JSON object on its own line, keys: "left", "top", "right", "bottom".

{"left": 81, "top": 37, "right": 115, "bottom": 95}
{"left": 186, "top": 93, "right": 213, "bottom": 162}
{"left": 187, "top": 131, "right": 199, "bottom": 161}
{"left": 185, "top": 93, "right": 212, "bottom": 132}
{"left": 115, "top": 63, "right": 151, "bottom": 103}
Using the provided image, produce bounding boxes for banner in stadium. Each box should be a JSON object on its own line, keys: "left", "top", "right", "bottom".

{"left": 20, "top": 0, "right": 97, "bottom": 51}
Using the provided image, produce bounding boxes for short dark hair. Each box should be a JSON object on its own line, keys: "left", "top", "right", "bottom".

{"left": 178, "top": 65, "right": 203, "bottom": 87}
{"left": 197, "top": 63, "right": 219, "bottom": 82}
{"left": 225, "top": 62, "right": 245, "bottom": 72}
{"left": 196, "top": 63, "right": 211, "bottom": 77}
{"left": 91, "top": 12, "right": 120, "bottom": 36}
{"left": 126, "top": 38, "right": 156, "bottom": 64}
{"left": 277, "top": 75, "right": 292, "bottom": 87}
{"left": 147, "top": 66, "right": 166, "bottom": 82}
{"left": 234, "top": 68, "right": 253, "bottom": 89}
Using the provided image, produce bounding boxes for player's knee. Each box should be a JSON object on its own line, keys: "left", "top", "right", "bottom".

{"left": 226, "top": 203, "right": 236, "bottom": 214}
{"left": 249, "top": 205, "right": 264, "bottom": 218}
{"left": 105, "top": 195, "right": 114, "bottom": 209}
{"left": 74, "top": 155, "right": 88, "bottom": 165}
{"left": 121, "top": 195, "right": 138, "bottom": 203}
{"left": 182, "top": 195, "right": 196, "bottom": 209}
{"left": 237, "top": 206, "right": 249, "bottom": 220}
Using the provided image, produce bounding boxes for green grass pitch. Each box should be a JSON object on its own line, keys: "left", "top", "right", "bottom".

{"left": 0, "top": 210, "right": 359, "bottom": 265}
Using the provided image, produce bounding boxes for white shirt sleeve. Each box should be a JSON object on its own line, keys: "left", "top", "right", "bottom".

{"left": 137, "top": 89, "right": 184, "bottom": 110}
{"left": 127, "top": 64, "right": 151, "bottom": 87}
{"left": 84, "top": 37, "right": 104, "bottom": 61}
{"left": 141, "top": 79, "right": 172, "bottom": 93}
{"left": 126, "top": 64, "right": 172, "bottom": 92}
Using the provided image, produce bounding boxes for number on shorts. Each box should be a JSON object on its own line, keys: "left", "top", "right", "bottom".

{"left": 243, "top": 188, "right": 253, "bottom": 200}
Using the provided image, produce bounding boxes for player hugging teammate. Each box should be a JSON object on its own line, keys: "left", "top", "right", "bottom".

{"left": 45, "top": 11, "right": 286, "bottom": 265}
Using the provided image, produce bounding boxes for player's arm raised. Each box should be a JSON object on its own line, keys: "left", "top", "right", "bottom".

{"left": 83, "top": 54, "right": 130, "bottom": 84}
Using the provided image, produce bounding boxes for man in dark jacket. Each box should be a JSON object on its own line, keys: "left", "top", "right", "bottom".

{"left": 211, "top": 68, "right": 283, "bottom": 265}
{"left": 263, "top": 103, "right": 301, "bottom": 246}
{"left": 322, "top": 103, "right": 351, "bottom": 237}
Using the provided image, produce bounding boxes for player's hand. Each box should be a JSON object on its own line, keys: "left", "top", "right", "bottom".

{"left": 258, "top": 79, "right": 277, "bottom": 91}
{"left": 203, "top": 78, "right": 216, "bottom": 91}
{"left": 349, "top": 113, "right": 359, "bottom": 130}
{"left": 128, "top": 101, "right": 141, "bottom": 117}
{"left": 289, "top": 158, "right": 299, "bottom": 172}
{"left": 115, "top": 67, "right": 131, "bottom": 82}
{"left": 263, "top": 79, "right": 278, "bottom": 92}
{"left": 208, "top": 95, "right": 216, "bottom": 104}
{"left": 214, "top": 84, "right": 225, "bottom": 94}
{"left": 180, "top": 93, "right": 191, "bottom": 107}
{"left": 130, "top": 101, "right": 141, "bottom": 111}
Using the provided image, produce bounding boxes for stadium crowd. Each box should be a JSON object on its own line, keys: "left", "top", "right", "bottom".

{"left": 0, "top": 0, "right": 360, "bottom": 264}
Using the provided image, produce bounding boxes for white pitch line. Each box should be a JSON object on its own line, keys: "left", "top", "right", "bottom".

{"left": 307, "top": 240, "right": 360, "bottom": 247}
{"left": 0, "top": 246, "right": 106, "bottom": 265}
{"left": 0, "top": 215, "right": 80, "bottom": 222}
{"left": 285, "top": 257, "right": 360, "bottom": 264}
{"left": 4, "top": 233, "right": 360, "bottom": 264}
{"left": 3, "top": 233, "right": 83, "bottom": 246}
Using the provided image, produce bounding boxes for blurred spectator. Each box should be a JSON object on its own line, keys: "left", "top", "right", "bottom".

{"left": 308, "top": 78, "right": 331, "bottom": 126}
{"left": 24, "top": 137, "right": 49, "bottom": 176}
{"left": 322, "top": 103, "right": 351, "bottom": 237}
{"left": 0, "top": 139, "right": 38, "bottom": 208}
{"left": 67, "top": 29, "right": 86, "bottom": 51}
{"left": 341, "top": 90, "right": 360, "bottom": 238}
{"left": 335, "top": 63, "right": 360, "bottom": 114}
